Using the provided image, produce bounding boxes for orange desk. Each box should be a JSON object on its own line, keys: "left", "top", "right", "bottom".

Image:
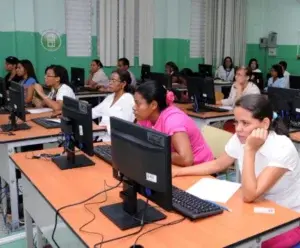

{"left": 0, "top": 113, "right": 105, "bottom": 230}
{"left": 10, "top": 147, "right": 300, "bottom": 248}
{"left": 175, "top": 103, "right": 234, "bottom": 129}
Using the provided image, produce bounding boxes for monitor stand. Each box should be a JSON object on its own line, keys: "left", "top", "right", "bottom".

{"left": 52, "top": 140, "right": 95, "bottom": 170}
{"left": 100, "top": 181, "right": 166, "bottom": 230}
{"left": 0, "top": 111, "right": 31, "bottom": 131}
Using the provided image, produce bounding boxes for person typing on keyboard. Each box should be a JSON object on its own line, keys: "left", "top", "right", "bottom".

{"left": 216, "top": 67, "right": 260, "bottom": 107}
{"left": 134, "top": 81, "right": 213, "bottom": 167}
{"left": 173, "top": 94, "right": 300, "bottom": 248}
{"left": 92, "top": 69, "right": 135, "bottom": 141}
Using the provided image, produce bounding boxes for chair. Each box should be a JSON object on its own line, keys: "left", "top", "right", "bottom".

{"left": 201, "top": 125, "right": 232, "bottom": 158}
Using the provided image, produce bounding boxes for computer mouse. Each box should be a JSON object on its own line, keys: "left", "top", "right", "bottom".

{"left": 129, "top": 245, "right": 144, "bottom": 248}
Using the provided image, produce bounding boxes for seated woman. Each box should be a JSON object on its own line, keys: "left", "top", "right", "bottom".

{"left": 33, "top": 65, "right": 75, "bottom": 111}
{"left": 92, "top": 70, "right": 135, "bottom": 141}
{"left": 173, "top": 94, "right": 300, "bottom": 248}
{"left": 248, "top": 58, "right": 261, "bottom": 73}
{"left": 215, "top": 56, "right": 235, "bottom": 82}
{"left": 217, "top": 67, "right": 260, "bottom": 107}
{"left": 16, "top": 59, "right": 38, "bottom": 105}
{"left": 85, "top": 59, "right": 109, "bottom": 89}
{"left": 267, "top": 64, "right": 286, "bottom": 88}
{"left": 134, "top": 81, "right": 213, "bottom": 167}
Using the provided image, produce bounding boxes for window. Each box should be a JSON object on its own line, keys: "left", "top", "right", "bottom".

{"left": 98, "top": 0, "right": 153, "bottom": 66}
{"left": 189, "top": 0, "right": 206, "bottom": 58}
{"left": 65, "top": 0, "right": 92, "bottom": 57}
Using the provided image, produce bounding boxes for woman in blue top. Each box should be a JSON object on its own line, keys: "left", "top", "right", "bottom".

{"left": 267, "top": 64, "right": 286, "bottom": 88}
{"left": 16, "top": 59, "right": 38, "bottom": 105}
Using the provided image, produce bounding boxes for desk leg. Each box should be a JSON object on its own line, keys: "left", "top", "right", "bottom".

{"left": 8, "top": 145, "right": 19, "bottom": 230}
{"left": 24, "top": 209, "right": 34, "bottom": 248}
{"left": 36, "top": 226, "right": 44, "bottom": 248}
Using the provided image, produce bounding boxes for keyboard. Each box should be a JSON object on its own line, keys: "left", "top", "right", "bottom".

{"left": 94, "top": 145, "right": 112, "bottom": 164}
{"left": 172, "top": 186, "right": 223, "bottom": 219}
{"left": 0, "top": 123, "right": 31, "bottom": 132}
{"left": 78, "top": 86, "right": 99, "bottom": 92}
{"left": 31, "top": 118, "right": 61, "bottom": 129}
{"left": 188, "top": 104, "right": 229, "bottom": 113}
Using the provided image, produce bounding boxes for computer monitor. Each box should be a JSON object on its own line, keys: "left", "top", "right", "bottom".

{"left": 268, "top": 87, "right": 300, "bottom": 115}
{"left": 198, "top": 64, "right": 213, "bottom": 77}
{"left": 187, "top": 77, "right": 215, "bottom": 109}
{"left": 70, "top": 67, "right": 85, "bottom": 88}
{"left": 99, "top": 117, "right": 172, "bottom": 230}
{"left": 141, "top": 64, "right": 151, "bottom": 81}
{"left": 2, "top": 81, "right": 30, "bottom": 131}
{"left": 290, "top": 75, "right": 300, "bottom": 89}
{"left": 0, "top": 78, "right": 7, "bottom": 108}
{"left": 149, "top": 72, "right": 172, "bottom": 89}
{"left": 51, "top": 96, "right": 95, "bottom": 170}
{"left": 252, "top": 72, "right": 264, "bottom": 91}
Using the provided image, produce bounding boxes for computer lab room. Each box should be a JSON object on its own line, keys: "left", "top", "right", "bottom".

{"left": 1, "top": 0, "right": 300, "bottom": 247}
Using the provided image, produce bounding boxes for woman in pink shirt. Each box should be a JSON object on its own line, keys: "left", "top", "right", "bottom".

{"left": 134, "top": 81, "right": 213, "bottom": 167}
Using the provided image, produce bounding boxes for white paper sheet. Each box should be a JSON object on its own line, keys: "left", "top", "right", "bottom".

{"left": 45, "top": 118, "right": 61, "bottom": 123}
{"left": 187, "top": 178, "right": 241, "bottom": 203}
{"left": 27, "top": 108, "right": 52, "bottom": 114}
{"left": 219, "top": 106, "right": 233, "bottom": 111}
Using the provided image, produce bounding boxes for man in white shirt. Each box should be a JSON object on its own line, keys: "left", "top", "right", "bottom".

{"left": 279, "top": 61, "right": 290, "bottom": 88}
{"left": 117, "top": 58, "right": 137, "bottom": 87}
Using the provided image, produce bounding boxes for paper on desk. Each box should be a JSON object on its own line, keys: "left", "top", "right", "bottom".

{"left": 187, "top": 178, "right": 241, "bottom": 203}
{"left": 45, "top": 118, "right": 61, "bottom": 123}
{"left": 220, "top": 106, "right": 233, "bottom": 111}
{"left": 27, "top": 108, "right": 52, "bottom": 114}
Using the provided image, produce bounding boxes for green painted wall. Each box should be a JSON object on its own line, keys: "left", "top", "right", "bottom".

{"left": 246, "top": 44, "right": 300, "bottom": 76}
{"left": 0, "top": 32, "right": 203, "bottom": 83}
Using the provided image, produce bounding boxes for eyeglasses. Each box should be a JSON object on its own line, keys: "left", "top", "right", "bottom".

{"left": 109, "top": 79, "right": 121, "bottom": 83}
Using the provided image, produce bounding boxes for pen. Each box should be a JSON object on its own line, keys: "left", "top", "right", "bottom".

{"left": 206, "top": 200, "right": 232, "bottom": 212}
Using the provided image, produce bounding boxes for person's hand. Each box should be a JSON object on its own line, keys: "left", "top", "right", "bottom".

{"left": 245, "top": 128, "right": 268, "bottom": 152}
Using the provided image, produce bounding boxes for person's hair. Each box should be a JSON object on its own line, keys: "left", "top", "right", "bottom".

{"left": 18, "top": 59, "right": 38, "bottom": 83}
{"left": 136, "top": 80, "right": 168, "bottom": 112}
{"left": 118, "top": 58, "right": 130, "bottom": 67}
{"left": 92, "top": 59, "right": 103, "bottom": 68}
{"left": 5, "top": 56, "right": 19, "bottom": 65}
{"left": 279, "top": 61, "right": 287, "bottom": 70}
{"left": 165, "top": 61, "right": 179, "bottom": 73}
{"left": 45, "top": 65, "right": 69, "bottom": 84}
{"left": 236, "top": 66, "right": 252, "bottom": 78}
{"left": 112, "top": 69, "right": 132, "bottom": 93}
{"left": 271, "top": 64, "right": 284, "bottom": 78}
{"left": 248, "top": 58, "right": 259, "bottom": 69}
{"left": 222, "top": 56, "right": 234, "bottom": 70}
{"left": 235, "top": 94, "right": 288, "bottom": 136}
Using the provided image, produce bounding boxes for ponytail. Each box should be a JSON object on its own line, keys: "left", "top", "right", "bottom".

{"left": 271, "top": 116, "right": 289, "bottom": 136}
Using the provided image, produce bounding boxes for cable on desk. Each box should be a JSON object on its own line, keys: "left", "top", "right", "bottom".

{"left": 93, "top": 199, "right": 150, "bottom": 248}
{"left": 131, "top": 216, "right": 186, "bottom": 247}
{"left": 51, "top": 180, "right": 123, "bottom": 248}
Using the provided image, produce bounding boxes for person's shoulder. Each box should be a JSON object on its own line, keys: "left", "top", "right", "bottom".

{"left": 122, "top": 92, "right": 134, "bottom": 102}
{"left": 162, "top": 106, "right": 187, "bottom": 123}
{"left": 249, "top": 82, "right": 261, "bottom": 92}
{"left": 26, "top": 77, "right": 37, "bottom": 84}
{"left": 264, "top": 132, "right": 296, "bottom": 155}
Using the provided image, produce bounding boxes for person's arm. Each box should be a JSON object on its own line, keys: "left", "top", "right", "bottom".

{"left": 25, "top": 85, "right": 35, "bottom": 104}
{"left": 92, "top": 95, "right": 111, "bottom": 119}
{"left": 242, "top": 147, "right": 288, "bottom": 203}
{"left": 171, "top": 132, "right": 194, "bottom": 167}
{"left": 34, "top": 84, "right": 63, "bottom": 111}
{"left": 220, "top": 85, "right": 235, "bottom": 106}
{"left": 173, "top": 152, "right": 235, "bottom": 177}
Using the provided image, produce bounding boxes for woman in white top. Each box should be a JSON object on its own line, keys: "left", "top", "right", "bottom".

{"left": 92, "top": 69, "right": 135, "bottom": 141}
{"left": 33, "top": 65, "right": 76, "bottom": 111}
{"left": 217, "top": 67, "right": 260, "bottom": 107}
{"left": 173, "top": 94, "right": 300, "bottom": 247}
{"left": 248, "top": 58, "right": 261, "bottom": 73}
{"left": 215, "top": 56, "right": 235, "bottom": 82}
{"left": 86, "top": 59, "right": 109, "bottom": 89}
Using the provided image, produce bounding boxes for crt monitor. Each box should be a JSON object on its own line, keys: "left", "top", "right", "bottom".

{"left": 52, "top": 96, "right": 95, "bottom": 170}
{"left": 149, "top": 72, "right": 172, "bottom": 89}
{"left": 198, "top": 64, "right": 213, "bottom": 77}
{"left": 141, "top": 64, "right": 151, "bottom": 81}
{"left": 187, "top": 77, "right": 215, "bottom": 106}
{"left": 99, "top": 117, "right": 172, "bottom": 230}
{"left": 70, "top": 67, "right": 85, "bottom": 88}
{"left": 0, "top": 78, "right": 7, "bottom": 108}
